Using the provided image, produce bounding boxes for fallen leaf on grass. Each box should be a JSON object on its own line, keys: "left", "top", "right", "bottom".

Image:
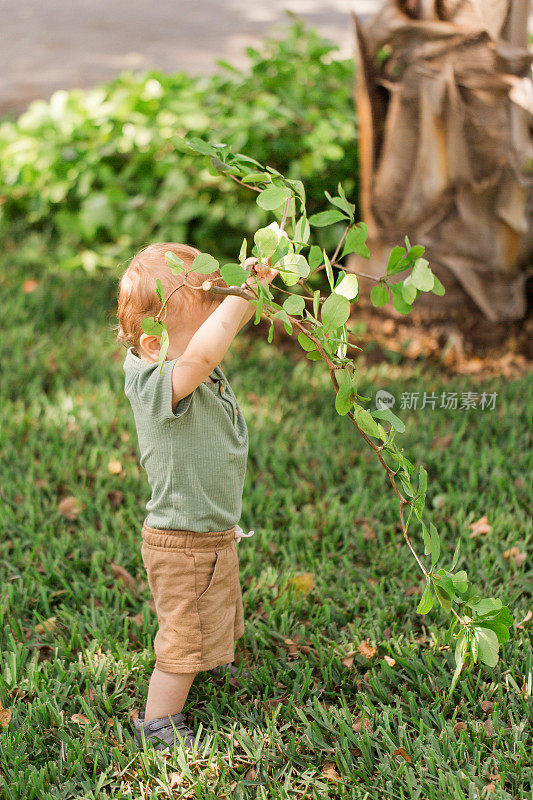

{"left": 35, "top": 616, "right": 57, "bottom": 635}
{"left": 517, "top": 610, "right": 532, "bottom": 629}
{"left": 383, "top": 656, "right": 396, "bottom": 667}
{"left": 430, "top": 433, "right": 453, "bottom": 450}
{"left": 394, "top": 747, "right": 410, "bottom": 762}
{"left": 287, "top": 573, "right": 315, "bottom": 596}
{"left": 352, "top": 715, "right": 372, "bottom": 733}
{"left": 357, "top": 640, "right": 377, "bottom": 659}
{"left": 169, "top": 773, "right": 185, "bottom": 788}
{"left": 354, "top": 518, "right": 376, "bottom": 541}
{"left": 480, "top": 701, "right": 494, "bottom": 713}
{"left": 57, "top": 496, "right": 84, "bottom": 520}
{"left": 107, "top": 490, "right": 123, "bottom": 508}
{"left": 283, "top": 638, "right": 300, "bottom": 659}
{"left": 71, "top": 714, "right": 90, "bottom": 724}
{"left": 342, "top": 651, "right": 357, "bottom": 668}
{"left": 130, "top": 612, "right": 144, "bottom": 626}
{"left": 469, "top": 515, "right": 491, "bottom": 538}
{"left": 110, "top": 563, "right": 136, "bottom": 590}
{"left": 22, "top": 279, "right": 39, "bottom": 293}
{"left": 0, "top": 704, "right": 12, "bottom": 729}
{"left": 321, "top": 762, "right": 342, "bottom": 782}
{"left": 484, "top": 717, "right": 494, "bottom": 737}
{"left": 503, "top": 547, "right": 527, "bottom": 567}
{"left": 129, "top": 708, "right": 139, "bottom": 723}
{"left": 453, "top": 721, "right": 468, "bottom": 735}
{"left": 108, "top": 459, "right": 123, "bottom": 475}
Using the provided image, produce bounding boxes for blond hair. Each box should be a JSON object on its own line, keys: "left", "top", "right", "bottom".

{"left": 113, "top": 242, "right": 227, "bottom": 352}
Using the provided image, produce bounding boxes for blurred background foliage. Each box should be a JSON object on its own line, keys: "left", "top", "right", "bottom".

{"left": 0, "top": 18, "right": 357, "bottom": 272}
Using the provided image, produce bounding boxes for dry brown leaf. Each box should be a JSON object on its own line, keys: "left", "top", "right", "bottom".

{"left": 108, "top": 459, "right": 123, "bottom": 475}
{"left": 503, "top": 547, "right": 527, "bottom": 567}
{"left": 110, "top": 562, "right": 136, "bottom": 590}
{"left": 453, "top": 721, "right": 468, "bottom": 735}
{"left": 354, "top": 518, "right": 376, "bottom": 541}
{"left": 321, "top": 762, "right": 342, "bottom": 783}
{"left": 484, "top": 717, "right": 494, "bottom": 737}
{"left": 342, "top": 651, "right": 356, "bottom": 668}
{"left": 469, "top": 515, "right": 491, "bottom": 538}
{"left": 129, "top": 708, "right": 139, "bottom": 723}
{"left": 71, "top": 714, "right": 90, "bottom": 724}
{"left": 384, "top": 656, "right": 396, "bottom": 667}
{"left": 484, "top": 783, "right": 497, "bottom": 795}
{"left": 131, "top": 612, "right": 144, "bottom": 626}
{"left": 107, "top": 490, "right": 123, "bottom": 509}
{"left": 430, "top": 433, "right": 453, "bottom": 450}
{"left": 57, "top": 496, "right": 84, "bottom": 520}
{"left": 357, "top": 640, "right": 377, "bottom": 660}
{"left": 517, "top": 610, "right": 532, "bottom": 629}
{"left": 120, "top": 430, "right": 130, "bottom": 443}
{"left": 287, "top": 573, "right": 315, "bottom": 596}
{"left": 22, "top": 279, "right": 39, "bottom": 293}
{"left": 169, "top": 773, "right": 185, "bottom": 788}
{"left": 352, "top": 715, "right": 372, "bottom": 733}
{"left": 383, "top": 627, "right": 392, "bottom": 640}
{"left": 35, "top": 616, "right": 57, "bottom": 635}
{"left": 394, "top": 747, "right": 410, "bottom": 762}
{"left": 0, "top": 704, "right": 12, "bottom": 729}
{"left": 34, "top": 478, "right": 48, "bottom": 489}
{"left": 480, "top": 700, "right": 494, "bottom": 713}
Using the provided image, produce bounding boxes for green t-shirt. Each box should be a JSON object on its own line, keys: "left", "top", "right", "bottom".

{"left": 123, "top": 347, "right": 248, "bottom": 532}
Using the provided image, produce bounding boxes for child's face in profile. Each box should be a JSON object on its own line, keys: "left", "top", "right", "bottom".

{"left": 137, "top": 301, "right": 215, "bottom": 364}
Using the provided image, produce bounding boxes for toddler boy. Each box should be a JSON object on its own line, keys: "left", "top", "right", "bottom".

{"left": 115, "top": 242, "right": 277, "bottom": 753}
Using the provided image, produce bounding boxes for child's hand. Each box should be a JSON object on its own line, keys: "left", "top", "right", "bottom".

{"left": 240, "top": 257, "right": 279, "bottom": 289}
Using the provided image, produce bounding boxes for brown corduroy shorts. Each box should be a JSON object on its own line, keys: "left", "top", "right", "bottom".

{"left": 140, "top": 518, "right": 245, "bottom": 673}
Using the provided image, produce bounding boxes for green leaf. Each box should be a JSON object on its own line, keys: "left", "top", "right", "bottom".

{"left": 267, "top": 319, "right": 274, "bottom": 343}
{"left": 273, "top": 309, "right": 293, "bottom": 335}
{"left": 432, "top": 276, "right": 445, "bottom": 296}
{"left": 309, "top": 209, "right": 347, "bottom": 226}
{"left": 191, "top": 253, "right": 219, "bottom": 274}
{"left": 308, "top": 245, "right": 323, "bottom": 270}
{"left": 387, "top": 246, "right": 407, "bottom": 275}
{"left": 422, "top": 523, "right": 431, "bottom": 556}
{"left": 406, "top": 245, "right": 425, "bottom": 260}
{"left": 341, "top": 223, "right": 370, "bottom": 259}
{"left": 294, "top": 215, "right": 310, "bottom": 244}
{"left": 450, "top": 633, "right": 467, "bottom": 694}
{"left": 371, "top": 408, "right": 405, "bottom": 433}
{"left": 370, "top": 283, "right": 390, "bottom": 308}
{"left": 417, "top": 465, "right": 428, "bottom": 496}
{"left": 239, "top": 238, "right": 247, "bottom": 264}
{"left": 164, "top": 251, "right": 184, "bottom": 274}
{"left": 313, "top": 290, "right": 321, "bottom": 319}
{"left": 256, "top": 185, "right": 292, "bottom": 210}
{"left": 324, "top": 189, "right": 355, "bottom": 218}
{"left": 221, "top": 262, "right": 249, "bottom": 286}
{"left": 468, "top": 598, "right": 502, "bottom": 617}
{"left": 321, "top": 293, "right": 351, "bottom": 333}
{"left": 434, "top": 584, "right": 452, "bottom": 614}
{"left": 353, "top": 404, "right": 380, "bottom": 438}
{"left": 185, "top": 137, "right": 218, "bottom": 156}
{"left": 282, "top": 294, "right": 305, "bottom": 316}
{"left": 141, "top": 316, "right": 164, "bottom": 335}
{"left": 410, "top": 258, "right": 434, "bottom": 292}
{"left": 254, "top": 227, "right": 279, "bottom": 258}
{"left": 277, "top": 253, "right": 309, "bottom": 285}
{"left": 481, "top": 621, "right": 510, "bottom": 644}
{"left": 474, "top": 627, "right": 500, "bottom": 668}
{"left": 334, "top": 273, "right": 359, "bottom": 300}
{"left": 157, "top": 327, "right": 169, "bottom": 373}
{"left": 430, "top": 523, "right": 440, "bottom": 565}
{"left": 451, "top": 540, "right": 461, "bottom": 571}
{"left": 401, "top": 276, "right": 418, "bottom": 305}
{"left": 489, "top": 607, "right": 514, "bottom": 627}
{"left": 451, "top": 570, "right": 468, "bottom": 594}
{"left": 323, "top": 250, "right": 334, "bottom": 290}
{"left": 417, "top": 583, "right": 433, "bottom": 614}
{"left": 156, "top": 279, "right": 166, "bottom": 303}
{"left": 391, "top": 283, "right": 412, "bottom": 314}
{"left": 306, "top": 350, "right": 323, "bottom": 361}
{"left": 335, "top": 372, "right": 354, "bottom": 416}
{"left": 297, "top": 332, "right": 316, "bottom": 351}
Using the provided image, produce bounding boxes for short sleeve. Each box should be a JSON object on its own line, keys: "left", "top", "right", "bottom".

{"left": 133, "top": 358, "right": 193, "bottom": 423}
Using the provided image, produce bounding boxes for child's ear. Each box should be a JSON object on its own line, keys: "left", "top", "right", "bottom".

{"left": 139, "top": 332, "right": 161, "bottom": 358}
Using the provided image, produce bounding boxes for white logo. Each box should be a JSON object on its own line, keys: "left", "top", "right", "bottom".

{"left": 375, "top": 389, "right": 395, "bottom": 410}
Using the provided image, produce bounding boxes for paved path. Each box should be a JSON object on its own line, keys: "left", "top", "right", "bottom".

{"left": 0, "top": 0, "right": 384, "bottom": 116}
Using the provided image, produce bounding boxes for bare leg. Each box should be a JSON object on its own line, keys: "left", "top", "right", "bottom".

{"left": 144, "top": 667, "right": 198, "bottom": 722}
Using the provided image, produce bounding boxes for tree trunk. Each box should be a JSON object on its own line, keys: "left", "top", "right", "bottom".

{"left": 350, "top": 0, "right": 533, "bottom": 322}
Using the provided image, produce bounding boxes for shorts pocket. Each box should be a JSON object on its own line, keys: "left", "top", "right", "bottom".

{"left": 195, "top": 547, "right": 234, "bottom": 633}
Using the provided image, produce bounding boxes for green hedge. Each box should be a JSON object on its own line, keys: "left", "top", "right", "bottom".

{"left": 0, "top": 16, "right": 358, "bottom": 271}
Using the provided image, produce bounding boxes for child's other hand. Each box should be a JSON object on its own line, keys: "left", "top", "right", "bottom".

{"left": 241, "top": 257, "right": 279, "bottom": 289}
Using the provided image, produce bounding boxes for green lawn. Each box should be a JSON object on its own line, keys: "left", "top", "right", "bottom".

{"left": 0, "top": 251, "right": 531, "bottom": 799}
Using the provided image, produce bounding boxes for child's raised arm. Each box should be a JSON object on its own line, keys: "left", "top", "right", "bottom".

{"left": 170, "top": 262, "right": 277, "bottom": 407}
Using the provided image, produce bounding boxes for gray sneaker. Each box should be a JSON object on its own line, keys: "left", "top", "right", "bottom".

{"left": 207, "top": 662, "right": 251, "bottom": 682}
{"left": 134, "top": 710, "right": 198, "bottom": 753}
